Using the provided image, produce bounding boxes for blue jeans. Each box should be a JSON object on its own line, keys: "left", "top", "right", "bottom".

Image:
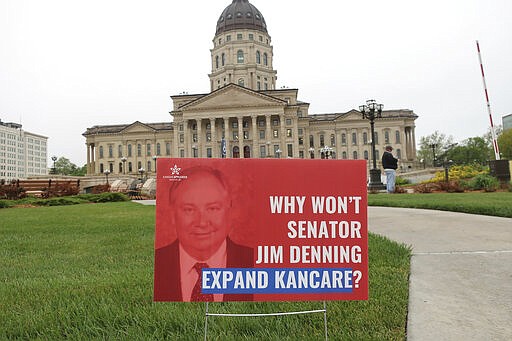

{"left": 385, "top": 169, "right": 396, "bottom": 193}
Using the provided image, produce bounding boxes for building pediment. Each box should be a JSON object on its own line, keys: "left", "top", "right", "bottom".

{"left": 120, "top": 121, "right": 156, "bottom": 133}
{"left": 178, "top": 84, "right": 286, "bottom": 112}
{"left": 335, "top": 110, "right": 362, "bottom": 121}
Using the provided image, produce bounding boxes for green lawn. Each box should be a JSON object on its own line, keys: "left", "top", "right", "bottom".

{"left": 369, "top": 191, "right": 512, "bottom": 218}
{"left": 0, "top": 202, "right": 410, "bottom": 340}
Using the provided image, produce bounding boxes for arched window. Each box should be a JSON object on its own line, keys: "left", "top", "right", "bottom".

{"left": 100, "top": 163, "right": 104, "bottom": 173}
{"left": 353, "top": 151, "right": 358, "bottom": 159}
{"left": 374, "top": 132, "right": 379, "bottom": 145}
{"left": 118, "top": 145, "right": 122, "bottom": 157}
{"left": 330, "top": 134, "right": 335, "bottom": 146}
{"left": 137, "top": 144, "right": 142, "bottom": 157}
{"left": 397, "top": 149, "right": 402, "bottom": 159}
{"left": 363, "top": 132, "right": 368, "bottom": 144}
{"left": 233, "top": 146, "right": 240, "bottom": 158}
{"left": 320, "top": 134, "right": 325, "bottom": 146}
{"left": 395, "top": 130, "right": 401, "bottom": 143}
{"left": 128, "top": 144, "right": 132, "bottom": 157}
{"left": 222, "top": 53, "right": 225, "bottom": 66}
{"left": 385, "top": 131, "right": 390, "bottom": 144}
{"left": 147, "top": 161, "right": 152, "bottom": 172}
{"left": 263, "top": 53, "right": 268, "bottom": 66}
{"left": 156, "top": 143, "right": 161, "bottom": 156}
{"left": 108, "top": 145, "right": 113, "bottom": 158}
{"left": 238, "top": 78, "right": 245, "bottom": 87}
{"left": 352, "top": 132, "right": 357, "bottom": 145}
{"left": 216, "top": 56, "right": 219, "bottom": 69}
{"left": 99, "top": 146, "right": 104, "bottom": 158}
{"left": 119, "top": 162, "right": 122, "bottom": 173}
{"left": 128, "top": 162, "right": 132, "bottom": 173}
{"left": 256, "top": 51, "right": 261, "bottom": 64}
{"left": 341, "top": 133, "right": 346, "bottom": 145}
{"left": 364, "top": 150, "right": 369, "bottom": 160}
{"left": 237, "top": 50, "right": 244, "bottom": 63}
{"left": 342, "top": 151, "right": 347, "bottom": 159}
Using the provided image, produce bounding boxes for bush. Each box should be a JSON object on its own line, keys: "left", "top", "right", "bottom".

{"left": 0, "top": 200, "right": 13, "bottom": 208}
{"left": 395, "top": 177, "right": 410, "bottom": 186}
{"left": 469, "top": 174, "right": 500, "bottom": 192}
{"left": 0, "top": 184, "right": 26, "bottom": 200}
{"left": 76, "top": 192, "right": 129, "bottom": 203}
{"left": 437, "top": 180, "right": 465, "bottom": 193}
{"left": 414, "top": 183, "right": 434, "bottom": 193}
{"left": 425, "top": 164, "right": 488, "bottom": 183}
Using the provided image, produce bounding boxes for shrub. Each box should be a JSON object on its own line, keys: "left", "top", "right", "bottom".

{"left": 437, "top": 180, "right": 465, "bottom": 193}
{"left": 47, "top": 183, "right": 80, "bottom": 197}
{"left": 77, "top": 192, "right": 129, "bottom": 203}
{"left": 469, "top": 174, "right": 500, "bottom": 192}
{"left": 91, "top": 184, "right": 111, "bottom": 194}
{"left": 395, "top": 177, "right": 410, "bottom": 186}
{"left": 414, "top": 183, "right": 434, "bottom": 193}
{"left": 0, "top": 200, "right": 13, "bottom": 208}
{"left": 393, "top": 185, "right": 407, "bottom": 194}
{"left": 36, "top": 197, "right": 87, "bottom": 206}
{"left": 0, "top": 184, "right": 26, "bottom": 200}
{"left": 425, "top": 164, "right": 488, "bottom": 183}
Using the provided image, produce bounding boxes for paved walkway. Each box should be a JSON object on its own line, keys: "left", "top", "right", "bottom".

{"left": 369, "top": 207, "right": 512, "bottom": 341}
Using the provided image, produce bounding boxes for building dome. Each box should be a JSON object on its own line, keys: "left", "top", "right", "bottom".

{"left": 216, "top": 0, "right": 267, "bottom": 35}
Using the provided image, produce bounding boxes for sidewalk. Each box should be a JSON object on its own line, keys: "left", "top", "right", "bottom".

{"left": 369, "top": 207, "right": 512, "bottom": 341}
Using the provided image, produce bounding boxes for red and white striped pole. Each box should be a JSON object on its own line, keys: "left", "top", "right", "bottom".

{"left": 476, "top": 40, "right": 500, "bottom": 160}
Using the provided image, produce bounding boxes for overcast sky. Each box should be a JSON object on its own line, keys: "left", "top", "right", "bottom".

{"left": 1, "top": 0, "right": 511, "bottom": 166}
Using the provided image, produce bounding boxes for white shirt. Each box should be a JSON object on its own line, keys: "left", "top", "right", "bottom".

{"left": 179, "top": 240, "right": 227, "bottom": 302}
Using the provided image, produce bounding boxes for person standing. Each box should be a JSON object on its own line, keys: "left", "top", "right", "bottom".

{"left": 382, "top": 146, "right": 398, "bottom": 193}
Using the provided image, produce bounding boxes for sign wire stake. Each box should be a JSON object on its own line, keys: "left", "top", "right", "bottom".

{"left": 203, "top": 301, "right": 328, "bottom": 340}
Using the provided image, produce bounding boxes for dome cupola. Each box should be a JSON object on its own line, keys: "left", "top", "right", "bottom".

{"left": 216, "top": 0, "right": 267, "bottom": 35}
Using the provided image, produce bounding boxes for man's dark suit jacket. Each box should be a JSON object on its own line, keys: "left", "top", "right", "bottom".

{"left": 154, "top": 238, "right": 254, "bottom": 301}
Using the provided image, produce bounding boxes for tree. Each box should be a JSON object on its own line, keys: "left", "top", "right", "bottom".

{"left": 417, "top": 131, "right": 454, "bottom": 167}
{"left": 444, "top": 137, "right": 492, "bottom": 165}
{"left": 497, "top": 129, "right": 512, "bottom": 159}
{"left": 54, "top": 157, "right": 86, "bottom": 176}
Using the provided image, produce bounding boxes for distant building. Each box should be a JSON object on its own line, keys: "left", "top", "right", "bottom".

{"left": 84, "top": 0, "right": 418, "bottom": 176}
{"left": 0, "top": 119, "right": 48, "bottom": 181}
{"left": 503, "top": 113, "right": 512, "bottom": 131}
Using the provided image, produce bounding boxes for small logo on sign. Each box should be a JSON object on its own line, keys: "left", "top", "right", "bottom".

{"left": 171, "top": 165, "right": 181, "bottom": 175}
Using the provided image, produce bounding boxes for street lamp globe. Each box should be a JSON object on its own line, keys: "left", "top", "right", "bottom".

{"left": 360, "top": 99, "right": 385, "bottom": 191}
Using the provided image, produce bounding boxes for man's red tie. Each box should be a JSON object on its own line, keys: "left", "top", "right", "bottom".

{"left": 191, "top": 262, "right": 214, "bottom": 302}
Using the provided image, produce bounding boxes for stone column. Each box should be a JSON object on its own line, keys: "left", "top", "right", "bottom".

{"left": 210, "top": 118, "right": 216, "bottom": 158}
{"left": 293, "top": 118, "right": 299, "bottom": 158}
{"left": 238, "top": 116, "right": 243, "bottom": 158}
{"left": 265, "top": 114, "right": 271, "bottom": 156}
{"left": 251, "top": 115, "right": 258, "bottom": 158}
{"left": 197, "top": 119, "right": 202, "bottom": 158}
{"left": 279, "top": 114, "right": 286, "bottom": 157}
{"left": 86, "top": 143, "right": 91, "bottom": 175}
{"left": 223, "top": 117, "right": 229, "bottom": 158}
{"left": 173, "top": 121, "right": 180, "bottom": 157}
{"left": 183, "top": 120, "right": 189, "bottom": 157}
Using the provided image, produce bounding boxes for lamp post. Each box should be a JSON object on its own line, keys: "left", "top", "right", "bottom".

{"left": 429, "top": 143, "right": 438, "bottom": 167}
{"left": 103, "top": 169, "right": 110, "bottom": 184}
{"left": 51, "top": 156, "right": 57, "bottom": 174}
{"left": 309, "top": 147, "right": 315, "bottom": 159}
{"left": 152, "top": 155, "right": 157, "bottom": 174}
{"left": 139, "top": 167, "right": 145, "bottom": 181}
{"left": 443, "top": 159, "right": 453, "bottom": 183}
{"left": 359, "top": 99, "right": 385, "bottom": 190}
{"left": 275, "top": 148, "right": 282, "bottom": 159}
{"left": 121, "top": 156, "right": 127, "bottom": 175}
{"left": 320, "top": 146, "right": 333, "bottom": 159}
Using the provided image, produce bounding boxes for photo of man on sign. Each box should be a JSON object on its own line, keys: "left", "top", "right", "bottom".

{"left": 153, "top": 166, "right": 254, "bottom": 302}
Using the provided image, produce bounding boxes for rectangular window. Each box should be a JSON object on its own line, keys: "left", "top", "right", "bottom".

{"left": 206, "top": 133, "right": 212, "bottom": 142}
{"left": 287, "top": 144, "right": 293, "bottom": 157}
{"left": 166, "top": 143, "right": 171, "bottom": 155}
{"left": 273, "top": 130, "right": 278, "bottom": 138}
{"left": 320, "top": 135, "right": 325, "bottom": 147}
{"left": 193, "top": 134, "right": 198, "bottom": 143}
{"left": 180, "top": 149, "right": 184, "bottom": 157}
{"left": 233, "top": 131, "right": 238, "bottom": 140}
{"left": 226, "top": 35, "right": 231, "bottom": 41}
{"left": 341, "top": 133, "right": 346, "bottom": 145}
{"left": 352, "top": 133, "right": 357, "bottom": 145}
{"left": 207, "top": 148, "right": 212, "bottom": 158}
{"left": 272, "top": 119, "right": 279, "bottom": 126}
{"left": 298, "top": 128, "right": 303, "bottom": 135}
{"left": 259, "top": 130, "right": 265, "bottom": 139}
{"left": 243, "top": 131, "right": 249, "bottom": 140}
{"left": 260, "top": 145, "right": 266, "bottom": 158}
{"left": 156, "top": 143, "right": 161, "bottom": 156}
{"left": 286, "top": 118, "right": 292, "bottom": 125}
{"left": 298, "top": 137, "right": 304, "bottom": 145}
{"left": 243, "top": 121, "right": 249, "bottom": 128}
{"left": 237, "top": 33, "right": 242, "bottom": 40}
{"left": 147, "top": 144, "right": 151, "bottom": 156}
{"left": 179, "top": 134, "right": 184, "bottom": 143}
{"left": 118, "top": 145, "right": 122, "bottom": 157}
{"left": 249, "top": 33, "right": 254, "bottom": 40}
{"left": 287, "top": 129, "right": 292, "bottom": 137}
{"left": 258, "top": 120, "right": 265, "bottom": 127}
{"left": 179, "top": 124, "right": 183, "bottom": 131}
{"left": 232, "top": 121, "right": 238, "bottom": 128}
{"left": 108, "top": 145, "right": 113, "bottom": 158}
{"left": 299, "top": 150, "right": 304, "bottom": 159}
{"left": 137, "top": 144, "right": 142, "bottom": 157}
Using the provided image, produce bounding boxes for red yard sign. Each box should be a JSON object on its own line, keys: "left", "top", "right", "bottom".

{"left": 154, "top": 158, "right": 368, "bottom": 302}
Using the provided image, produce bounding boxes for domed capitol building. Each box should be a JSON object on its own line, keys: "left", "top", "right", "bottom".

{"left": 83, "top": 0, "right": 418, "bottom": 176}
